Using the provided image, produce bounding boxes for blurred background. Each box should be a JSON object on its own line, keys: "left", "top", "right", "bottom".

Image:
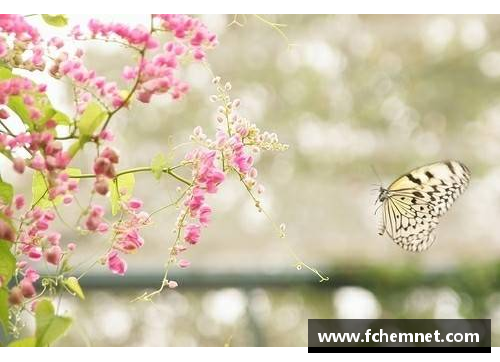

{"left": 3, "top": 14, "right": 500, "bottom": 346}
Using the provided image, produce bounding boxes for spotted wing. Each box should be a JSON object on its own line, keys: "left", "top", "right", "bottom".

{"left": 381, "top": 160, "right": 471, "bottom": 252}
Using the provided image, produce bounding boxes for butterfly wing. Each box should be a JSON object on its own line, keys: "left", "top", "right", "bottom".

{"left": 381, "top": 160, "right": 471, "bottom": 252}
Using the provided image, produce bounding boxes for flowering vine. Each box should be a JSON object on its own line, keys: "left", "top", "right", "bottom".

{"left": 0, "top": 14, "right": 327, "bottom": 347}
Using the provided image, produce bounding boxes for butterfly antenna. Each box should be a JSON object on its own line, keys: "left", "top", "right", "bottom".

{"left": 370, "top": 164, "right": 383, "bottom": 187}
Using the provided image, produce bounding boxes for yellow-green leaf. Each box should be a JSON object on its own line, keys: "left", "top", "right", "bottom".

{"left": 41, "top": 14, "right": 69, "bottom": 27}
{"left": 109, "top": 173, "right": 135, "bottom": 216}
{"left": 35, "top": 299, "right": 72, "bottom": 347}
{"left": 151, "top": 152, "right": 167, "bottom": 180}
{"left": 0, "top": 241, "right": 15, "bottom": 287}
{"left": 0, "top": 288, "right": 9, "bottom": 335}
{"left": 31, "top": 168, "right": 81, "bottom": 209}
{"left": 8, "top": 337, "right": 36, "bottom": 347}
{"left": 64, "top": 277, "right": 85, "bottom": 299}
{"left": 0, "top": 176, "right": 13, "bottom": 205}
{"left": 78, "top": 102, "right": 107, "bottom": 137}
{"left": 0, "top": 65, "right": 12, "bottom": 80}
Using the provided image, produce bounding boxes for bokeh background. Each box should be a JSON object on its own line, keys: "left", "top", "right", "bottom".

{"left": 4, "top": 14, "right": 500, "bottom": 346}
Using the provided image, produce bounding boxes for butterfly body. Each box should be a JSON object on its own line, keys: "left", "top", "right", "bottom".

{"left": 376, "top": 160, "right": 471, "bottom": 252}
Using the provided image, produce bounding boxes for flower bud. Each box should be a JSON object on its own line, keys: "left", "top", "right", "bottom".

{"left": 178, "top": 259, "right": 191, "bottom": 268}
{"left": 101, "top": 147, "right": 119, "bottom": 164}
{"left": 93, "top": 157, "right": 112, "bottom": 175}
{"left": 0, "top": 219, "right": 15, "bottom": 242}
{"left": 13, "top": 157, "right": 26, "bottom": 174}
{"left": 44, "top": 245, "right": 62, "bottom": 265}
{"left": 0, "top": 108, "right": 9, "bottom": 119}
{"left": 167, "top": 280, "right": 178, "bottom": 289}
{"left": 20, "top": 279, "right": 36, "bottom": 298}
{"left": 94, "top": 177, "right": 109, "bottom": 195}
{"left": 8, "top": 286, "right": 24, "bottom": 305}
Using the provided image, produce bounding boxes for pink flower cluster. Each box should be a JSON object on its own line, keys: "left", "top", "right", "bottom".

{"left": 0, "top": 77, "right": 36, "bottom": 108}
{"left": 105, "top": 198, "right": 150, "bottom": 275}
{"left": 126, "top": 43, "right": 190, "bottom": 102}
{"left": 84, "top": 204, "right": 109, "bottom": 233}
{"left": 92, "top": 146, "right": 119, "bottom": 195}
{"left": 180, "top": 148, "right": 224, "bottom": 249}
{"left": 1, "top": 129, "right": 77, "bottom": 204}
{"left": 0, "top": 15, "right": 42, "bottom": 68}
{"left": 153, "top": 14, "right": 218, "bottom": 60}
{"left": 48, "top": 49, "right": 124, "bottom": 112}
{"left": 7, "top": 200, "right": 76, "bottom": 293}
{"left": 74, "top": 19, "right": 159, "bottom": 50}
{"left": 0, "top": 14, "right": 39, "bottom": 42}
{"left": 7, "top": 262, "right": 39, "bottom": 305}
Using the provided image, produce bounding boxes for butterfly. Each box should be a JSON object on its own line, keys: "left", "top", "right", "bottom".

{"left": 375, "top": 160, "right": 471, "bottom": 252}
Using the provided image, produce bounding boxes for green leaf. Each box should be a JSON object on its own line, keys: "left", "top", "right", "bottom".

{"left": 0, "top": 288, "right": 9, "bottom": 336}
{"left": 68, "top": 102, "right": 107, "bottom": 158}
{"left": 7, "top": 91, "right": 71, "bottom": 130}
{"left": 35, "top": 299, "right": 72, "bottom": 347}
{"left": 0, "top": 65, "right": 12, "bottom": 80}
{"left": 41, "top": 14, "right": 69, "bottom": 27}
{"left": 31, "top": 171, "right": 48, "bottom": 208}
{"left": 0, "top": 240, "right": 15, "bottom": 287}
{"left": 110, "top": 173, "right": 135, "bottom": 216}
{"left": 1, "top": 64, "right": 71, "bottom": 133}
{"left": 8, "top": 337, "right": 37, "bottom": 347}
{"left": 0, "top": 177, "right": 13, "bottom": 205}
{"left": 52, "top": 111, "right": 71, "bottom": 126}
{"left": 31, "top": 168, "right": 81, "bottom": 209}
{"left": 151, "top": 152, "right": 168, "bottom": 180}
{"left": 64, "top": 277, "right": 85, "bottom": 300}
{"left": 78, "top": 102, "right": 107, "bottom": 137}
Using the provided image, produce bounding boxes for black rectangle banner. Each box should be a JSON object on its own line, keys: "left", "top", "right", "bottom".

{"left": 308, "top": 319, "right": 491, "bottom": 353}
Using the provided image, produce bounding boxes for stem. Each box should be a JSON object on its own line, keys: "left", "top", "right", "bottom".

{"left": 69, "top": 165, "right": 191, "bottom": 186}
{"left": 99, "top": 15, "right": 154, "bottom": 133}
{"left": 0, "top": 120, "right": 33, "bottom": 155}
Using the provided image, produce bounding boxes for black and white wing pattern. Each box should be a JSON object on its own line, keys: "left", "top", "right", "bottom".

{"left": 377, "top": 160, "right": 471, "bottom": 252}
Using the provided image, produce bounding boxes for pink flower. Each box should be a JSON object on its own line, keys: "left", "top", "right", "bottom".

{"left": 30, "top": 153, "right": 45, "bottom": 171}
{"left": 178, "top": 259, "right": 191, "bottom": 268}
{"left": 27, "top": 247, "right": 42, "bottom": 261}
{"left": 184, "top": 223, "right": 201, "bottom": 244}
{"left": 97, "top": 222, "right": 109, "bottom": 234}
{"left": 20, "top": 278, "right": 36, "bottom": 298}
{"left": 167, "top": 280, "right": 178, "bottom": 288}
{"left": 44, "top": 245, "right": 62, "bottom": 265}
{"left": 117, "top": 229, "right": 144, "bottom": 252}
{"left": 13, "top": 157, "right": 26, "bottom": 176}
{"left": 14, "top": 195, "right": 25, "bottom": 210}
{"left": 48, "top": 36, "right": 64, "bottom": 49}
{"left": 47, "top": 232, "right": 61, "bottom": 245}
{"left": 99, "top": 129, "right": 114, "bottom": 141}
{"left": 67, "top": 243, "right": 77, "bottom": 251}
{"left": 25, "top": 267, "right": 40, "bottom": 282}
{"left": 128, "top": 198, "right": 143, "bottom": 210}
{"left": 199, "top": 205, "right": 211, "bottom": 226}
{"left": 107, "top": 251, "right": 127, "bottom": 276}
{"left": 186, "top": 187, "right": 204, "bottom": 214}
